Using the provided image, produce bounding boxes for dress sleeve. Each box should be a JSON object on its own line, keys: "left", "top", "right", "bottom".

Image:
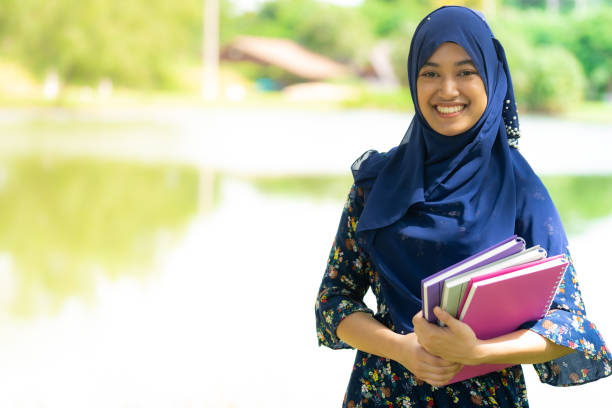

{"left": 526, "top": 250, "right": 612, "bottom": 386}
{"left": 315, "top": 184, "right": 375, "bottom": 350}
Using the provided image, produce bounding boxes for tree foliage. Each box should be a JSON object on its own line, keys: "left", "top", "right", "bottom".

{"left": 491, "top": 8, "right": 612, "bottom": 99}
{"left": 0, "top": 0, "right": 610, "bottom": 107}
{"left": 560, "top": 10, "right": 612, "bottom": 98}
{"left": 0, "top": 0, "right": 233, "bottom": 89}
{"left": 232, "top": 0, "right": 375, "bottom": 66}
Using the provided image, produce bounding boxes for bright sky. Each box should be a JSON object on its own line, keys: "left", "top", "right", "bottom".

{"left": 232, "top": 0, "right": 364, "bottom": 13}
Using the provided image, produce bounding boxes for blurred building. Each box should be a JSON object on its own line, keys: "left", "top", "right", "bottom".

{"left": 221, "top": 36, "right": 353, "bottom": 82}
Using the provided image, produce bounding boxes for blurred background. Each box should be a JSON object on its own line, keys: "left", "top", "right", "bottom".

{"left": 0, "top": 0, "right": 611, "bottom": 406}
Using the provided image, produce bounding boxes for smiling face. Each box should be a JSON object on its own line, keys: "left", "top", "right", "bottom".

{"left": 417, "top": 42, "right": 488, "bottom": 136}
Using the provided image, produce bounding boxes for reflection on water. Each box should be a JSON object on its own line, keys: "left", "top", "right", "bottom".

{"left": 0, "top": 109, "right": 609, "bottom": 406}
{"left": 0, "top": 155, "right": 199, "bottom": 316}
{"left": 0, "top": 175, "right": 609, "bottom": 407}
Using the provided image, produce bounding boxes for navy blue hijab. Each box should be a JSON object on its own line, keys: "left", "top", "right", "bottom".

{"left": 352, "top": 6, "right": 568, "bottom": 334}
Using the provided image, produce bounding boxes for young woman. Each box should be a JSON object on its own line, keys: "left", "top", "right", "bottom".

{"left": 315, "top": 6, "right": 610, "bottom": 407}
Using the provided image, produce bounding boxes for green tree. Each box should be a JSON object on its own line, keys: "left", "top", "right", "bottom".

{"left": 560, "top": 10, "right": 612, "bottom": 98}
{"left": 358, "top": 0, "right": 430, "bottom": 37}
{"left": 231, "top": 0, "right": 375, "bottom": 66}
{"left": 0, "top": 0, "right": 235, "bottom": 89}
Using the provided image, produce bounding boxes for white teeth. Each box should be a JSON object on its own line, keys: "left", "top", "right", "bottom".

{"left": 436, "top": 105, "right": 464, "bottom": 114}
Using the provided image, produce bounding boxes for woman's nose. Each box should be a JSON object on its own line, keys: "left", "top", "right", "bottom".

{"left": 438, "top": 77, "right": 460, "bottom": 99}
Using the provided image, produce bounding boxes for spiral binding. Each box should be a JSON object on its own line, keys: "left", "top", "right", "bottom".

{"left": 541, "top": 256, "right": 569, "bottom": 317}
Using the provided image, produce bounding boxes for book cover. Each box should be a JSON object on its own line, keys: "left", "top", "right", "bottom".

{"left": 442, "top": 246, "right": 547, "bottom": 318}
{"left": 458, "top": 255, "right": 567, "bottom": 325}
{"left": 421, "top": 236, "right": 525, "bottom": 323}
{"left": 457, "top": 253, "right": 550, "bottom": 318}
{"left": 443, "top": 255, "right": 568, "bottom": 385}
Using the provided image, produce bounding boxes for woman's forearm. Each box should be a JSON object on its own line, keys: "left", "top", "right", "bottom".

{"left": 337, "top": 311, "right": 464, "bottom": 387}
{"left": 414, "top": 308, "right": 575, "bottom": 366}
{"left": 474, "top": 329, "right": 575, "bottom": 365}
{"left": 336, "top": 312, "right": 403, "bottom": 361}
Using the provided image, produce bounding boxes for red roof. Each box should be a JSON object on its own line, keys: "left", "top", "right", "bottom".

{"left": 222, "top": 36, "right": 352, "bottom": 81}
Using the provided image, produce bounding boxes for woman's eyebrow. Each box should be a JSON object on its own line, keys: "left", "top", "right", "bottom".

{"left": 456, "top": 59, "right": 475, "bottom": 67}
{"left": 421, "top": 59, "right": 476, "bottom": 68}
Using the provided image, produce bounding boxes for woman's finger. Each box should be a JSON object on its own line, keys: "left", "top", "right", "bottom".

{"left": 418, "top": 370, "right": 460, "bottom": 387}
{"left": 424, "top": 355, "right": 457, "bottom": 367}
{"left": 418, "top": 347, "right": 457, "bottom": 367}
{"left": 416, "top": 358, "right": 463, "bottom": 376}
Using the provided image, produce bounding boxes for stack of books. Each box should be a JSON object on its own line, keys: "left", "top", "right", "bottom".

{"left": 420, "top": 235, "right": 568, "bottom": 384}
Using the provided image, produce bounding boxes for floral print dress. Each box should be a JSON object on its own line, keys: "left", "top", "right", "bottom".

{"left": 315, "top": 185, "right": 611, "bottom": 407}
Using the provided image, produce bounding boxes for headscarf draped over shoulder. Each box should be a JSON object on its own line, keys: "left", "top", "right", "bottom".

{"left": 351, "top": 6, "right": 568, "bottom": 333}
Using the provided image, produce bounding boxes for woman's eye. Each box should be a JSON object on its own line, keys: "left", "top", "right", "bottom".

{"left": 421, "top": 71, "right": 437, "bottom": 78}
{"left": 460, "top": 70, "right": 477, "bottom": 77}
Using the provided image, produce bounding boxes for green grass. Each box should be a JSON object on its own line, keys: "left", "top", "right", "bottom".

{"left": 247, "top": 174, "right": 612, "bottom": 233}
{"left": 562, "top": 101, "right": 612, "bottom": 124}
{"left": 341, "top": 87, "right": 414, "bottom": 112}
{"left": 1, "top": 86, "right": 610, "bottom": 120}
{"left": 542, "top": 175, "right": 612, "bottom": 231}
{"left": 245, "top": 174, "right": 353, "bottom": 202}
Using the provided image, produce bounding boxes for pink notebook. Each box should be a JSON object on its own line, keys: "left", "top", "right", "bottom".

{"left": 443, "top": 255, "right": 568, "bottom": 385}
{"left": 456, "top": 255, "right": 558, "bottom": 318}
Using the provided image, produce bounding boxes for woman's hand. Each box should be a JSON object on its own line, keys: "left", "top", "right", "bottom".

{"left": 412, "top": 307, "right": 483, "bottom": 366}
{"left": 395, "top": 332, "right": 463, "bottom": 387}
{"left": 337, "top": 311, "right": 463, "bottom": 387}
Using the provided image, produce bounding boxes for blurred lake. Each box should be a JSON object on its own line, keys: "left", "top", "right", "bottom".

{"left": 0, "top": 107, "right": 611, "bottom": 407}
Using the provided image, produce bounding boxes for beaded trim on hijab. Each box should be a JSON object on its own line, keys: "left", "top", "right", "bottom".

{"left": 503, "top": 99, "right": 520, "bottom": 148}
{"left": 473, "top": 8, "right": 522, "bottom": 150}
